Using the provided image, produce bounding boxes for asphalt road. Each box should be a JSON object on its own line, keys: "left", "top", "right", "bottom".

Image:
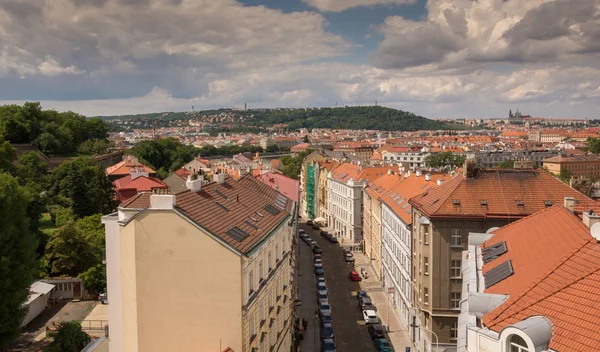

{"left": 299, "top": 222, "right": 378, "bottom": 352}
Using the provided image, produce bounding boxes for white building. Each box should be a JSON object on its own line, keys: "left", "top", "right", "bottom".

{"left": 382, "top": 147, "right": 430, "bottom": 169}
{"left": 327, "top": 163, "right": 365, "bottom": 244}
{"left": 459, "top": 202, "right": 600, "bottom": 352}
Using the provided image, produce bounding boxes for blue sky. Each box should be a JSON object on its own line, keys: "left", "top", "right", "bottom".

{"left": 0, "top": 0, "right": 599, "bottom": 118}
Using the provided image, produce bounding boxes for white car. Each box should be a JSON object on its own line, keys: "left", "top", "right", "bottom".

{"left": 362, "top": 310, "right": 379, "bottom": 324}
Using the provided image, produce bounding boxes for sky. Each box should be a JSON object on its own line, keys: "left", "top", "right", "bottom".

{"left": 0, "top": 0, "right": 599, "bottom": 118}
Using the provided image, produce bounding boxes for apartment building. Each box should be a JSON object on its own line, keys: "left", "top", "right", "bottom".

{"left": 543, "top": 154, "right": 600, "bottom": 179}
{"left": 459, "top": 204, "right": 600, "bottom": 352}
{"left": 300, "top": 152, "right": 327, "bottom": 219}
{"left": 102, "top": 173, "right": 297, "bottom": 352}
{"left": 316, "top": 160, "right": 340, "bottom": 223}
{"left": 408, "top": 165, "right": 596, "bottom": 348}
{"left": 333, "top": 142, "right": 376, "bottom": 162}
{"left": 381, "top": 146, "right": 429, "bottom": 168}
{"left": 468, "top": 150, "right": 557, "bottom": 168}
{"left": 380, "top": 171, "right": 452, "bottom": 349}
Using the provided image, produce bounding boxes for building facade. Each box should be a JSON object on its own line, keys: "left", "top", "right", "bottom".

{"left": 543, "top": 154, "right": 600, "bottom": 179}
{"left": 102, "top": 173, "right": 296, "bottom": 352}
{"left": 327, "top": 163, "right": 364, "bottom": 244}
{"left": 382, "top": 147, "right": 429, "bottom": 168}
{"left": 409, "top": 166, "right": 596, "bottom": 349}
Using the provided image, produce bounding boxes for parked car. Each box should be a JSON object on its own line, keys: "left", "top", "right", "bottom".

{"left": 294, "top": 298, "right": 302, "bottom": 307}
{"left": 317, "top": 292, "right": 328, "bottom": 300}
{"left": 306, "top": 220, "right": 313, "bottom": 225}
{"left": 344, "top": 252, "right": 355, "bottom": 263}
{"left": 314, "top": 258, "right": 322, "bottom": 266}
{"left": 312, "top": 225, "right": 320, "bottom": 230}
{"left": 315, "top": 267, "right": 325, "bottom": 276}
{"left": 99, "top": 290, "right": 108, "bottom": 304}
{"left": 316, "top": 277, "right": 326, "bottom": 286}
{"left": 299, "top": 229, "right": 306, "bottom": 234}
{"left": 321, "top": 338, "right": 336, "bottom": 352}
{"left": 327, "top": 234, "right": 339, "bottom": 243}
{"left": 362, "top": 310, "right": 379, "bottom": 324}
{"left": 320, "top": 230, "right": 328, "bottom": 236}
{"left": 319, "top": 301, "right": 332, "bottom": 317}
{"left": 357, "top": 290, "right": 370, "bottom": 301}
{"left": 313, "top": 246, "right": 322, "bottom": 254}
{"left": 374, "top": 338, "right": 392, "bottom": 352}
{"left": 359, "top": 297, "right": 377, "bottom": 311}
{"left": 317, "top": 287, "right": 328, "bottom": 298}
{"left": 349, "top": 271, "right": 362, "bottom": 281}
{"left": 314, "top": 253, "right": 322, "bottom": 260}
{"left": 317, "top": 282, "right": 327, "bottom": 291}
{"left": 321, "top": 313, "right": 333, "bottom": 324}
{"left": 368, "top": 324, "right": 385, "bottom": 340}
{"left": 321, "top": 322, "right": 334, "bottom": 339}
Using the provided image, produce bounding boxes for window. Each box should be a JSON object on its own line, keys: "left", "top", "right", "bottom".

{"left": 424, "top": 227, "right": 429, "bottom": 244}
{"left": 248, "top": 270, "right": 254, "bottom": 295}
{"left": 259, "top": 260, "right": 264, "bottom": 281}
{"left": 249, "top": 313, "right": 255, "bottom": 337}
{"left": 451, "top": 228, "right": 462, "bottom": 247}
{"left": 451, "top": 260, "right": 461, "bottom": 278}
{"left": 260, "top": 302, "right": 265, "bottom": 323}
{"left": 423, "top": 287, "right": 429, "bottom": 305}
{"left": 275, "top": 244, "right": 279, "bottom": 262}
{"left": 424, "top": 257, "right": 429, "bottom": 275}
{"left": 509, "top": 335, "right": 529, "bottom": 352}
{"left": 268, "top": 251, "right": 272, "bottom": 271}
{"left": 450, "top": 321, "right": 458, "bottom": 340}
{"left": 451, "top": 292, "right": 461, "bottom": 309}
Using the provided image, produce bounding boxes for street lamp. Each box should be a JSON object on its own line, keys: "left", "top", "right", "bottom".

{"left": 420, "top": 325, "right": 439, "bottom": 352}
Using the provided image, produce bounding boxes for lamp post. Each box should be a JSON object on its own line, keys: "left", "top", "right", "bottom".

{"left": 420, "top": 326, "right": 439, "bottom": 352}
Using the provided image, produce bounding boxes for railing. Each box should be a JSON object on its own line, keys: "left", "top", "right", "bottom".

{"left": 79, "top": 320, "right": 109, "bottom": 331}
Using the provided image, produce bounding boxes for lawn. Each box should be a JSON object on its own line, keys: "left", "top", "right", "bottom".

{"left": 39, "top": 213, "right": 57, "bottom": 235}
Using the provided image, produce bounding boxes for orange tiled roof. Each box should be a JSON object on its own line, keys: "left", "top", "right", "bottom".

{"left": 358, "top": 166, "right": 396, "bottom": 183}
{"left": 122, "top": 174, "right": 293, "bottom": 254}
{"left": 330, "top": 163, "right": 361, "bottom": 182}
{"left": 174, "top": 167, "right": 191, "bottom": 180}
{"left": 318, "top": 160, "right": 340, "bottom": 172}
{"left": 482, "top": 206, "right": 600, "bottom": 352}
{"left": 544, "top": 154, "right": 600, "bottom": 163}
{"left": 114, "top": 174, "right": 167, "bottom": 192}
{"left": 106, "top": 157, "right": 155, "bottom": 176}
{"left": 410, "top": 169, "right": 597, "bottom": 219}
{"left": 291, "top": 143, "right": 309, "bottom": 152}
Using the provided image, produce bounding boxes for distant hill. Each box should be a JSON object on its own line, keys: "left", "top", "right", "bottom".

{"left": 97, "top": 106, "right": 465, "bottom": 131}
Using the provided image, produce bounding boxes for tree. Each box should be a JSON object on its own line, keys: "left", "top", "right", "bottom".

{"left": 78, "top": 264, "right": 106, "bottom": 294}
{"left": 279, "top": 152, "right": 308, "bottom": 180}
{"left": 0, "top": 173, "right": 37, "bottom": 348}
{"left": 87, "top": 167, "right": 118, "bottom": 215}
{"left": 44, "top": 321, "right": 91, "bottom": 352}
{"left": 559, "top": 167, "right": 572, "bottom": 183}
{"left": 0, "top": 140, "right": 16, "bottom": 174}
{"left": 588, "top": 137, "right": 600, "bottom": 154}
{"left": 424, "top": 152, "right": 466, "bottom": 169}
{"left": 497, "top": 159, "right": 515, "bottom": 169}
{"left": 65, "top": 164, "right": 91, "bottom": 218}
{"left": 17, "top": 151, "right": 48, "bottom": 186}
{"left": 44, "top": 221, "right": 96, "bottom": 277}
{"left": 303, "top": 135, "right": 310, "bottom": 143}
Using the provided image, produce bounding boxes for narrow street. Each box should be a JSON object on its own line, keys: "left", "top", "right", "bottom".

{"left": 298, "top": 221, "right": 378, "bottom": 352}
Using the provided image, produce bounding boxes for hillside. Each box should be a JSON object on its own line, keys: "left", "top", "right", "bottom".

{"left": 98, "top": 106, "right": 463, "bottom": 131}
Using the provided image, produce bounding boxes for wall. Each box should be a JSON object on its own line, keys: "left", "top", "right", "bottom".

{"left": 122, "top": 211, "right": 243, "bottom": 352}
{"left": 102, "top": 214, "right": 124, "bottom": 352}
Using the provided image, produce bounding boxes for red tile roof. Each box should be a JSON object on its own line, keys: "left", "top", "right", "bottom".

{"left": 330, "top": 163, "right": 361, "bottom": 182}
{"left": 174, "top": 167, "right": 192, "bottom": 180}
{"left": 113, "top": 174, "right": 168, "bottom": 202}
{"left": 481, "top": 206, "right": 600, "bottom": 352}
{"left": 121, "top": 174, "right": 293, "bottom": 254}
{"left": 410, "top": 169, "right": 597, "bottom": 219}
{"left": 106, "top": 156, "right": 155, "bottom": 176}
{"left": 291, "top": 143, "right": 309, "bottom": 152}
{"left": 256, "top": 171, "right": 300, "bottom": 202}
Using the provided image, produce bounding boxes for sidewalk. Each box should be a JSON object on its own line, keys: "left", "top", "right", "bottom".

{"left": 354, "top": 252, "right": 417, "bottom": 352}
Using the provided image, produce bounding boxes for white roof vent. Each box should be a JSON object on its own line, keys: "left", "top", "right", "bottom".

{"left": 591, "top": 222, "right": 600, "bottom": 242}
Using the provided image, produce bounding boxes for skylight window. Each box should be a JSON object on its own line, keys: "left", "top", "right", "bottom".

{"left": 544, "top": 200, "right": 552, "bottom": 206}
{"left": 480, "top": 200, "right": 488, "bottom": 206}
{"left": 515, "top": 200, "right": 524, "bottom": 206}
{"left": 453, "top": 199, "right": 461, "bottom": 206}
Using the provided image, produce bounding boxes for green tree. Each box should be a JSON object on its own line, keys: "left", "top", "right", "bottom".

{"left": 65, "top": 164, "right": 91, "bottom": 218}
{"left": 497, "top": 159, "right": 515, "bottom": 169}
{"left": 303, "top": 135, "right": 310, "bottom": 143}
{"left": 17, "top": 151, "right": 48, "bottom": 186}
{"left": 279, "top": 152, "right": 308, "bottom": 179}
{"left": 87, "top": 167, "right": 118, "bottom": 215}
{"left": 78, "top": 264, "right": 106, "bottom": 294}
{"left": 0, "top": 173, "right": 37, "bottom": 348}
{"left": 44, "top": 321, "right": 91, "bottom": 352}
{"left": 425, "top": 152, "right": 465, "bottom": 168}
{"left": 588, "top": 137, "right": 600, "bottom": 154}
{"left": 0, "top": 140, "right": 16, "bottom": 174}
{"left": 44, "top": 221, "right": 96, "bottom": 277}
{"left": 51, "top": 206, "right": 76, "bottom": 227}
{"left": 559, "top": 167, "right": 572, "bottom": 183}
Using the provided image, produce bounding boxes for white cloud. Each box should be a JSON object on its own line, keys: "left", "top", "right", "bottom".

{"left": 38, "top": 56, "right": 85, "bottom": 77}
{"left": 371, "top": 0, "right": 600, "bottom": 69}
{"left": 302, "top": 0, "right": 415, "bottom": 12}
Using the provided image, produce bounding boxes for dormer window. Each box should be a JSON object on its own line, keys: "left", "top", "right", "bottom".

{"left": 453, "top": 199, "right": 461, "bottom": 206}
{"left": 480, "top": 200, "right": 488, "bottom": 205}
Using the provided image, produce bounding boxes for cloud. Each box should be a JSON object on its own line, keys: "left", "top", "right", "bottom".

{"left": 371, "top": 0, "right": 600, "bottom": 69}
{"left": 38, "top": 56, "right": 85, "bottom": 77}
{"left": 301, "top": 0, "right": 415, "bottom": 12}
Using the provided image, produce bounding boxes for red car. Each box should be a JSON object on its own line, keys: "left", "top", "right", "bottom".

{"left": 349, "top": 271, "right": 362, "bottom": 281}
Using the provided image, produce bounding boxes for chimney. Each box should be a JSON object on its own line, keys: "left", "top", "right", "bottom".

{"left": 213, "top": 171, "right": 225, "bottom": 184}
{"left": 186, "top": 174, "right": 203, "bottom": 192}
{"left": 583, "top": 209, "right": 600, "bottom": 228}
{"left": 416, "top": 170, "right": 422, "bottom": 177}
{"left": 564, "top": 197, "right": 575, "bottom": 213}
{"left": 425, "top": 174, "right": 431, "bottom": 181}
{"left": 437, "top": 179, "right": 445, "bottom": 186}
{"left": 463, "top": 159, "right": 477, "bottom": 179}
{"left": 387, "top": 169, "right": 393, "bottom": 175}
{"left": 150, "top": 194, "right": 175, "bottom": 209}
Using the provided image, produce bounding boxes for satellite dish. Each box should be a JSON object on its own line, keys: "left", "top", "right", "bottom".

{"left": 590, "top": 222, "right": 600, "bottom": 241}
{"left": 486, "top": 227, "right": 500, "bottom": 234}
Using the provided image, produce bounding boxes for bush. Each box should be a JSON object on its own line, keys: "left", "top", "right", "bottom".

{"left": 44, "top": 321, "right": 91, "bottom": 352}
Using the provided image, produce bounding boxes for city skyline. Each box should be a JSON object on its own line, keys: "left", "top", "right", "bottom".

{"left": 0, "top": 0, "right": 599, "bottom": 118}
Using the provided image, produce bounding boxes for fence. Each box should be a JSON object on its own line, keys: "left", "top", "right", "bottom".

{"left": 80, "top": 320, "right": 108, "bottom": 331}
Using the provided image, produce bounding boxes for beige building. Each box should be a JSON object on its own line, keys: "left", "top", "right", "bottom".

{"left": 543, "top": 154, "right": 600, "bottom": 179}
{"left": 409, "top": 166, "right": 595, "bottom": 349}
{"left": 102, "top": 173, "right": 296, "bottom": 352}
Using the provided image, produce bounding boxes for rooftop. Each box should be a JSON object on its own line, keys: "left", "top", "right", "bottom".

{"left": 543, "top": 154, "right": 600, "bottom": 163}
{"left": 481, "top": 206, "right": 600, "bottom": 352}
{"left": 106, "top": 156, "right": 156, "bottom": 176}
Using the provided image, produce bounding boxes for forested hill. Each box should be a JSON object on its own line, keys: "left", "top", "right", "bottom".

{"left": 98, "top": 106, "right": 463, "bottom": 131}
